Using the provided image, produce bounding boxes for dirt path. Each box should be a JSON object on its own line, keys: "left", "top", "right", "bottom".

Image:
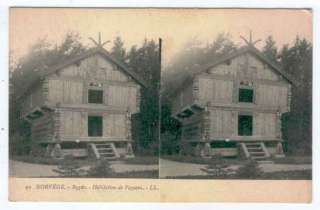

{"left": 159, "top": 158, "right": 312, "bottom": 178}
{"left": 259, "top": 163, "right": 312, "bottom": 173}
{"left": 9, "top": 160, "right": 158, "bottom": 177}
{"left": 159, "top": 159, "right": 208, "bottom": 178}
{"left": 10, "top": 159, "right": 311, "bottom": 178}
{"left": 9, "top": 160, "right": 59, "bottom": 177}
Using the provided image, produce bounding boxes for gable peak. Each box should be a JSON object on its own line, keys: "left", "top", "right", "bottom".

{"left": 240, "top": 30, "right": 262, "bottom": 48}
{"left": 88, "top": 32, "right": 111, "bottom": 48}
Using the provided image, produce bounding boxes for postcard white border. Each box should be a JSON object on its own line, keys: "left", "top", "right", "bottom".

{"left": 1, "top": 0, "right": 319, "bottom": 210}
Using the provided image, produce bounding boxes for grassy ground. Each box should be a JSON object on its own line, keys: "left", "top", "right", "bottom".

{"left": 43, "top": 170, "right": 159, "bottom": 179}
{"left": 12, "top": 155, "right": 63, "bottom": 165}
{"left": 121, "top": 156, "right": 158, "bottom": 165}
{"left": 11, "top": 155, "right": 158, "bottom": 166}
{"left": 273, "top": 156, "right": 312, "bottom": 164}
{"left": 161, "top": 155, "right": 249, "bottom": 165}
{"left": 11, "top": 155, "right": 95, "bottom": 166}
{"left": 99, "top": 170, "right": 158, "bottom": 178}
{"left": 162, "top": 155, "right": 312, "bottom": 165}
{"left": 10, "top": 156, "right": 159, "bottom": 178}
{"left": 164, "top": 170, "right": 312, "bottom": 180}
{"left": 161, "top": 155, "right": 312, "bottom": 180}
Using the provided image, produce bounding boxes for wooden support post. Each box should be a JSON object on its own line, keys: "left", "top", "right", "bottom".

{"left": 51, "top": 143, "right": 63, "bottom": 159}
{"left": 275, "top": 142, "right": 285, "bottom": 158}
{"left": 201, "top": 104, "right": 211, "bottom": 158}
{"left": 276, "top": 109, "right": 282, "bottom": 139}
{"left": 53, "top": 107, "right": 61, "bottom": 142}
{"left": 195, "top": 143, "right": 201, "bottom": 156}
{"left": 126, "top": 109, "right": 132, "bottom": 141}
{"left": 45, "top": 144, "right": 53, "bottom": 157}
{"left": 203, "top": 142, "right": 211, "bottom": 157}
{"left": 125, "top": 142, "right": 134, "bottom": 158}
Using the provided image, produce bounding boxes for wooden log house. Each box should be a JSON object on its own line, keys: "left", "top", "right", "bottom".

{"left": 19, "top": 47, "right": 146, "bottom": 159}
{"left": 170, "top": 44, "right": 298, "bottom": 160}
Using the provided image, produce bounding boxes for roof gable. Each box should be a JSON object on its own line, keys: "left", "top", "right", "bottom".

{"left": 200, "top": 46, "right": 298, "bottom": 86}
{"left": 41, "top": 47, "right": 147, "bottom": 88}
{"left": 164, "top": 45, "right": 299, "bottom": 100}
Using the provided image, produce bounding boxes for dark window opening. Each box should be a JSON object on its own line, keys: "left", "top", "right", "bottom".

{"left": 225, "top": 59, "right": 232, "bottom": 65}
{"left": 88, "top": 89, "right": 103, "bottom": 104}
{"left": 238, "top": 115, "right": 253, "bottom": 136}
{"left": 88, "top": 116, "right": 103, "bottom": 137}
{"left": 239, "top": 88, "right": 253, "bottom": 103}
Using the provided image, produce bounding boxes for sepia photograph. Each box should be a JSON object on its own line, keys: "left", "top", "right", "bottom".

{"left": 9, "top": 8, "right": 160, "bottom": 179}
{"left": 160, "top": 9, "right": 312, "bottom": 180}
{"left": 6, "top": 7, "right": 314, "bottom": 203}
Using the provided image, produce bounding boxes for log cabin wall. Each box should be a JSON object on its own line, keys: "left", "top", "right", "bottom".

{"left": 197, "top": 52, "right": 290, "bottom": 112}
{"left": 207, "top": 108, "right": 278, "bottom": 140}
{"left": 18, "top": 53, "right": 140, "bottom": 144}
{"left": 172, "top": 52, "right": 291, "bottom": 142}
{"left": 58, "top": 110, "right": 128, "bottom": 141}
{"left": 197, "top": 52, "right": 290, "bottom": 140}
{"left": 43, "top": 53, "right": 140, "bottom": 141}
{"left": 46, "top": 54, "right": 140, "bottom": 114}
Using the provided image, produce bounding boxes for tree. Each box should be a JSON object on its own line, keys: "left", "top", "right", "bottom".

{"left": 160, "top": 104, "right": 181, "bottom": 155}
{"left": 127, "top": 39, "right": 160, "bottom": 153}
{"left": 110, "top": 36, "right": 127, "bottom": 63}
{"left": 262, "top": 35, "right": 278, "bottom": 63}
{"left": 10, "top": 32, "right": 87, "bottom": 155}
{"left": 12, "top": 32, "right": 87, "bottom": 97}
{"left": 279, "top": 37, "right": 312, "bottom": 155}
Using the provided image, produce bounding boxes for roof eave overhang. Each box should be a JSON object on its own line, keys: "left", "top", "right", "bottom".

{"left": 41, "top": 47, "right": 148, "bottom": 88}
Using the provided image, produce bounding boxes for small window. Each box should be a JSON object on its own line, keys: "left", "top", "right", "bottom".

{"left": 88, "top": 89, "right": 103, "bottom": 104}
{"left": 239, "top": 88, "right": 253, "bottom": 103}
{"left": 225, "top": 59, "right": 232, "bottom": 65}
{"left": 238, "top": 115, "right": 253, "bottom": 136}
{"left": 88, "top": 116, "right": 103, "bottom": 137}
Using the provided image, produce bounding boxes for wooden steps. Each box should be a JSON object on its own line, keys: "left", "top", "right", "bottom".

{"left": 240, "top": 142, "right": 273, "bottom": 163}
{"left": 89, "top": 143, "right": 120, "bottom": 160}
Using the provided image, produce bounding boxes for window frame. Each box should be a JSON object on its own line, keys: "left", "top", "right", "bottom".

{"left": 88, "top": 115, "right": 103, "bottom": 137}
{"left": 238, "top": 80, "right": 255, "bottom": 103}
{"left": 238, "top": 114, "right": 253, "bottom": 136}
{"left": 87, "top": 82, "right": 104, "bottom": 104}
